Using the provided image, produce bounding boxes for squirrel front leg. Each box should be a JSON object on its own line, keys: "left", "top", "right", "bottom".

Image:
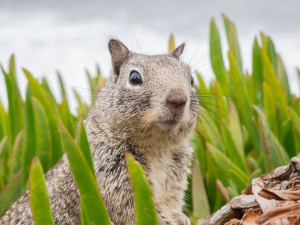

{"left": 148, "top": 148, "right": 191, "bottom": 225}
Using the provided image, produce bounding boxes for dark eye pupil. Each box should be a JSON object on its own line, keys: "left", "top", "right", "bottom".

{"left": 191, "top": 76, "right": 194, "bottom": 86}
{"left": 130, "top": 71, "right": 143, "bottom": 85}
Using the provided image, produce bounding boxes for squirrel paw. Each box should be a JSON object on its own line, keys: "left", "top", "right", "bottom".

{"left": 162, "top": 212, "right": 191, "bottom": 225}
{"left": 174, "top": 213, "right": 191, "bottom": 225}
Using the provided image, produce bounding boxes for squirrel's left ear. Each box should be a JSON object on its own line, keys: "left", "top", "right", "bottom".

{"left": 171, "top": 43, "right": 185, "bottom": 59}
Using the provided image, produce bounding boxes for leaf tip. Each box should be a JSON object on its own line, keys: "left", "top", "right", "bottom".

{"left": 124, "top": 151, "right": 133, "bottom": 160}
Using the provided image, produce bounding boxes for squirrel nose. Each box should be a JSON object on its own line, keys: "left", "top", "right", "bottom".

{"left": 166, "top": 89, "right": 187, "bottom": 113}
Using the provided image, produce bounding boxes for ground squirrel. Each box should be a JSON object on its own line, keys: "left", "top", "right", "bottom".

{"left": 0, "top": 39, "right": 199, "bottom": 225}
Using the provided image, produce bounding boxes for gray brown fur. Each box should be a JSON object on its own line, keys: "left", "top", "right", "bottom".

{"left": 0, "top": 39, "right": 199, "bottom": 225}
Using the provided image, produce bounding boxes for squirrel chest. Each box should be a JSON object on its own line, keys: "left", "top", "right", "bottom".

{"left": 143, "top": 147, "right": 190, "bottom": 210}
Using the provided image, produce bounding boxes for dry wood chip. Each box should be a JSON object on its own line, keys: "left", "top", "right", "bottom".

{"left": 230, "top": 195, "right": 258, "bottom": 209}
{"left": 241, "top": 209, "right": 261, "bottom": 225}
{"left": 224, "top": 218, "right": 240, "bottom": 225}
{"left": 256, "top": 203, "right": 300, "bottom": 224}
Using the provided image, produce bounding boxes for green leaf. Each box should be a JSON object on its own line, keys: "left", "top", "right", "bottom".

{"left": 0, "top": 171, "right": 22, "bottom": 217}
{"left": 59, "top": 124, "right": 110, "bottom": 225}
{"left": 227, "top": 101, "right": 244, "bottom": 157}
{"left": 289, "top": 107, "right": 300, "bottom": 134}
{"left": 41, "top": 78, "right": 60, "bottom": 114}
{"left": 9, "top": 130, "right": 24, "bottom": 178}
{"left": 80, "top": 200, "right": 89, "bottom": 225}
{"left": 252, "top": 37, "right": 263, "bottom": 104}
{"left": 222, "top": 14, "right": 243, "bottom": 71}
{"left": 31, "top": 97, "right": 52, "bottom": 171}
{"left": 228, "top": 50, "right": 260, "bottom": 151}
{"left": 206, "top": 143, "right": 248, "bottom": 190}
{"left": 168, "top": 34, "right": 175, "bottom": 53}
{"left": 73, "top": 89, "right": 89, "bottom": 118}
{"left": 221, "top": 121, "right": 248, "bottom": 173}
{"left": 195, "top": 71, "right": 207, "bottom": 93}
{"left": 256, "top": 107, "right": 289, "bottom": 170}
{"left": 125, "top": 152, "right": 158, "bottom": 225}
{"left": 0, "top": 137, "right": 9, "bottom": 188}
{"left": 288, "top": 107, "right": 300, "bottom": 154}
{"left": 23, "top": 88, "right": 36, "bottom": 188}
{"left": 2, "top": 63, "right": 24, "bottom": 147}
{"left": 76, "top": 120, "right": 95, "bottom": 178}
{"left": 261, "top": 49, "right": 288, "bottom": 121}
{"left": 277, "top": 54, "right": 292, "bottom": 105}
{"left": 24, "top": 69, "right": 62, "bottom": 165}
{"left": 58, "top": 73, "right": 76, "bottom": 137}
{"left": 263, "top": 82, "right": 278, "bottom": 136}
{"left": 260, "top": 33, "right": 278, "bottom": 75}
{"left": 86, "top": 67, "right": 102, "bottom": 106}
{"left": 29, "top": 157, "right": 54, "bottom": 225}
{"left": 0, "top": 102, "right": 7, "bottom": 141}
{"left": 210, "top": 18, "right": 229, "bottom": 95}
{"left": 192, "top": 154, "right": 210, "bottom": 218}
{"left": 212, "top": 81, "right": 228, "bottom": 125}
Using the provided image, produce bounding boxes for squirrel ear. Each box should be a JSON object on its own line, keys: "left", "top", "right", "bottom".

{"left": 108, "top": 39, "right": 130, "bottom": 76}
{"left": 171, "top": 43, "right": 185, "bottom": 59}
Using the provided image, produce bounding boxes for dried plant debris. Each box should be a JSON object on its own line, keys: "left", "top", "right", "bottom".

{"left": 197, "top": 155, "right": 300, "bottom": 225}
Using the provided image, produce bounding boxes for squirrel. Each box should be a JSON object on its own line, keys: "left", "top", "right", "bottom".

{"left": 0, "top": 39, "right": 199, "bottom": 225}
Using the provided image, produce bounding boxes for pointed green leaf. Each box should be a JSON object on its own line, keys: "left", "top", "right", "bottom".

{"left": 86, "top": 68, "right": 102, "bottom": 105}
{"left": 261, "top": 49, "right": 288, "bottom": 121}
{"left": 221, "top": 121, "right": 248, "bottom": 173}
{"left": 58, "top": 73, "right": 76, "bottom": 137}
{"left": 24, "top": 69, "right": 62, "bottom": 165}
{"left": 31, "top": 97, "right": 52, "bottom": 171}
{"left": 222, "top": 14, "right": 243, "bottom": 71}
{"left": 227, "top": 101, "right": 244, "bottom": 157}
{"left": 23, "top": 87, "right": 36, "bottom": 187}
{"left": 0, "top": 171, "right": 22, "bottom": 217}
{"left": 168, "top": 34, "right": 175, "bottom": 53}
{"left": 192, "top": 154, "right": 210, "bottom": 218}
{"left": 228, "top": 50, "right": 260, "bottom": 151}
{"left": 76, "top": 120, "right": 95, "bottom": 178}
{"left": 263, "top": 82, "right": 278, "bottom": 136}
{"left": 0, "top": 137, "right": 9, "bottom": 187}
{"left": 29, "top": 157, "right": 54, "bottom": 225}
{"left": 73, "top": 89, "right": 89, "bottom": 118}
{"left": 276, "top": 54, "right": 292, "bottom": 105}
{"left": 9, "top": 130, "right": 24, "bottom": 178}
{"left": 125, "top": 152, "right": 158, "bottom": 225}
{"left": 2, "top": 64, "right": 24, "bottom": 146}
{"left": 210, "top": 18, "right": 229, "bottom": 95}
{"left": 0, "top": 102, "right": 7, "bottom": 141}
{"left": 206, "top": 143, "right": 248, "bottom": 189}
{"left": 252, "top": 37, "right": 263, "bottom": 104}
{"left": 256, "top": 107, "right": 289, "bottom": 170}
{"left": 59, "top": 124, "right": 110, "bottom": 225}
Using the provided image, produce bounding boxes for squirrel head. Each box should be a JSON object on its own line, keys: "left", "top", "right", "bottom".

{"left": 92, "top": 39, "right": 199, "bottom": 148}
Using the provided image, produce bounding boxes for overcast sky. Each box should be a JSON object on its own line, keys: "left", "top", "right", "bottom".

{"left": 0, "top": 0, "right": 299, "bottom": 110}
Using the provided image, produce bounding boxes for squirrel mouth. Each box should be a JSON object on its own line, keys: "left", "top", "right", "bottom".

{"left": 155, "top": 119, "right": 180, "bottom": 131}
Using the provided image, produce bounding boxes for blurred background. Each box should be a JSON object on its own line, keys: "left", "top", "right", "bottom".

{"left": 0, "top": 0, "right": 299, "bottom": 110}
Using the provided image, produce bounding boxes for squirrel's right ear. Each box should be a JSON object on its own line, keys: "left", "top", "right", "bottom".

{"left": 108, "top": 39, "right": 130, "bottom": 77}
{"left": 171, "top": 43, "right": 185, "bottom": 60}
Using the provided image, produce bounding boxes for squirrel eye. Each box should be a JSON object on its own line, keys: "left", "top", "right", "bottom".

{"left": 191, "top": 76, "right": 194, "bottom": 86}
{"left": 129, "top": 71, "right": 143, "bottom": 85}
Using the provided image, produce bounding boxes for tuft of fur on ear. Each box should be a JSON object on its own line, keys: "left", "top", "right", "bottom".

{"left": 108, "top": 39, "right": 130, "bottom": 77}
{"left": 171, "top": 43, "right": 185, "bottom": 59}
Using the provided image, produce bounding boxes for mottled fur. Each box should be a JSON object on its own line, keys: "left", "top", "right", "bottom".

{"left": 0, "top": 39, "right": 199, "bottom": 225}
